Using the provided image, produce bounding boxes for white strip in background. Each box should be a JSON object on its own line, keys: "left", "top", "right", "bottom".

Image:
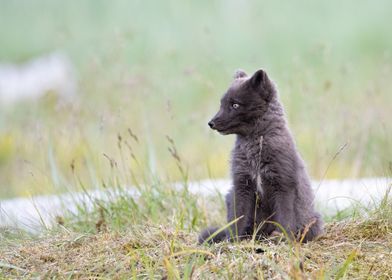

{"left": 0, "top": 178, "right": 390, "bottom": 232}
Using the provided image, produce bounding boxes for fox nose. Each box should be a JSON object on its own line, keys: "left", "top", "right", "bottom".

{"left": 208, "top": 120, "right": 215, "bottom": 129}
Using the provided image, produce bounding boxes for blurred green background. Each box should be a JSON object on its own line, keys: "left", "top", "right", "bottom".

{"left": 0, "top": 0, "right": 391, "bottom": 198}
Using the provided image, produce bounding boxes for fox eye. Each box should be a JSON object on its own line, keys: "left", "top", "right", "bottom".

{"left": 232, "top": 103, "right": 240, "bottom": 109}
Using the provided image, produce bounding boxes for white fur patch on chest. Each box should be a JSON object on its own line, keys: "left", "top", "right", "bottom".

{"left": 256, "top": 173, "right": 263, "bottom": 194}
{"left": 259, "top": 135, "right": 263, "bottom": 150}
{"left": 256, "top": 135, "right": 264, "bottom": 195}
{"left": 241, "top": 135, "right": 265, "bottom": 195}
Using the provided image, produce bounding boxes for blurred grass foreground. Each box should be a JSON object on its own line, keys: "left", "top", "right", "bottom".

{"left": 0, "top": 0, "right": 391, "bottom": 198}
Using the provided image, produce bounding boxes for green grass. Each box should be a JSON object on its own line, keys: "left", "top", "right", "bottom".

{"left": 0, "top": 0, "right": 391, "bottom": 198}
{"left": 0, "top": 173, "right": 391, "bottom": 279}
{"left": 1, "top": 136, "right": 391, "bottom": 278}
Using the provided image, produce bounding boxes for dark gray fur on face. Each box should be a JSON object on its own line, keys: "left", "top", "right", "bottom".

{"left": 199, "top": 69, "right": 323, "bottom": 244}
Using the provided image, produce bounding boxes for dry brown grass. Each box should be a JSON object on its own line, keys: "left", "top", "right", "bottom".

{"left": 1, "top": 218, "right": 391, "bottom": 279}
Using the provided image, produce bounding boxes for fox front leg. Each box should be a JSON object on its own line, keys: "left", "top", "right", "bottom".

{"left": 270, "top": 189, "right": 296, "bottom": 238}
{"left": 226, "top": 175, "right": 256, "bottom": 241}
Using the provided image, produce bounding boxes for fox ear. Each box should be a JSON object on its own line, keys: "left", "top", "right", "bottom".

{"left": 249, "top": 69, "right": 274, "bottom": 100}
{"left": 233, "top": 69, "right": 247, "bottom": 79}
{"left": 249, "top": 69, "right": 268, "bottom": 88}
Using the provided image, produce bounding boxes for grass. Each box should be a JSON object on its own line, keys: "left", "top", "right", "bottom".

{"left": 0, "top": 0, "right": 392, "bottom": 198}
{"left": 1, "top": 147, "right": 391, "bottom": 278}
{"left": 0, "top": 177, "right": 391, "bottom": 279}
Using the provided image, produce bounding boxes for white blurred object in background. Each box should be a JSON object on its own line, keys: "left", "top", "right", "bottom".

{"left": 0, "top": 51, "right": 77, "bottom": 105}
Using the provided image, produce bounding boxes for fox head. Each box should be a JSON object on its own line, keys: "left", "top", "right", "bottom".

{"left": 208, "top": 69, "right": 277, "bottom": 136}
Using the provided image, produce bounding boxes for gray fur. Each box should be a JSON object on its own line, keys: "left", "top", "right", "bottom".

{"left": 200, "top": 69, "right": 323, "bottom": 244}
